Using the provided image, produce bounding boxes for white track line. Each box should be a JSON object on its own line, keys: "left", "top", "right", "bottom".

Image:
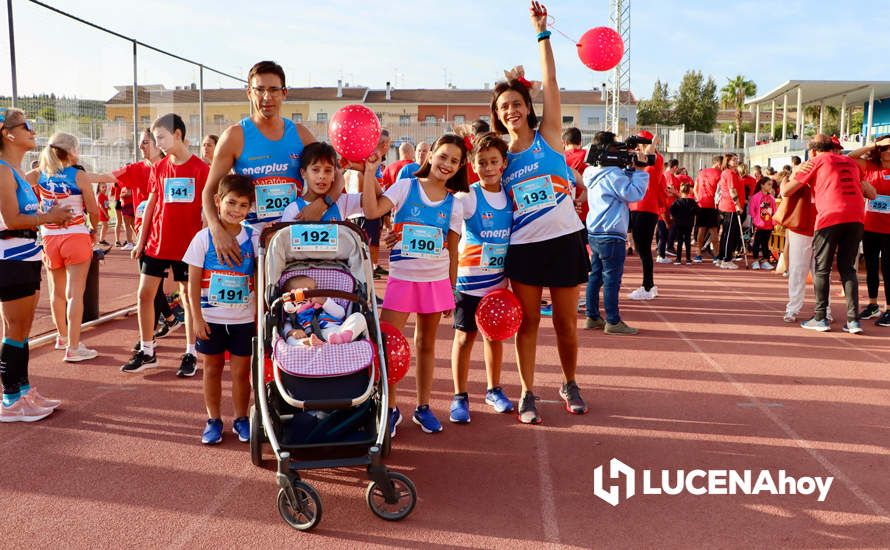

{"left": 648, "top": 305, "right": 889, "bottom": 519}
{"left": 534, "top": 427, "right": 561, "bottom": 546}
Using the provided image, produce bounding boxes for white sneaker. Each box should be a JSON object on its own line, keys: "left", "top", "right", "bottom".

{"left": 0, "top": 398, "right": 53, "bottom": 422}
{"left": 783, "top": 312, "right": 798, "bottom": 323}
{"left": 54, "top": 336, "right": 68, "bottom": 350}
{"left": 721, "top": 262, "right": 739, "bottom": 270}
{"left": 627, "top": 286, "right": 653, "bottom": 300}
{"left": 760, "top": 261, "right": 774, "bottom": 270}
{"left": 64, "top": 344, "right": 99, "bottom": 363}
{"left": 649, "top": 285, "right": 659, "bottom": 298}
{"left": 714, "top": 259, "right": 723, "bottom": 267}
{"left": 751, "top": 260, "right": 760, "bottom": 270}
{"left": 656, "top": 256, "right": 672, "bottom": 264}
{"left": 121, "top": 243, "right": 135, "bottom": 251}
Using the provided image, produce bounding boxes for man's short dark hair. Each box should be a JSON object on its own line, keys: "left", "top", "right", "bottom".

{"left": 471, "top": 119, "right": 490, "bottom": 136}
{"left": 791, "top": 155, "right": 802, "bottom": 166}
{"left": 562, "top": 127, "right": 582, "bottom": 146}
{"left": 247, "top": 60, "right": 286, "bottom": 88}
{"left": 668, "top": 158, "right": 679, "bottom": 169}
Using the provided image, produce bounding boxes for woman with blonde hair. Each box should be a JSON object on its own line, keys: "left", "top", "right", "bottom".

{"left": 26, "top": 132, "right": 114, "bottom": 361}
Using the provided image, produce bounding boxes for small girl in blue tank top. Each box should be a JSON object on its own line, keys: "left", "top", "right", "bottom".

{"left": 362, "top": 134, "right": 469, "bottom": 435}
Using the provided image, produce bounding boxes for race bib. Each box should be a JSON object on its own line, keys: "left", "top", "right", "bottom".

{"left": 480, "top": 242, "right": 507, "bottom": 272}
{"left": 289, "top": 224, "right": 338, "bottom": 251}
{"left": 513, "top": 176, "right": 557, "bottom": 215}
{"left": 255, "top": 183, "right": 296, "bottom": 219}
{"left": 163, "top": 177, "right": 195, "bottom": 203}
{"left": 401, "top": 224, "right": 443, "bottom": 258}
{"left": 866, "top": 195, "right": 890, "bottom": 214}
{"left": 208, "top": 273, "right": 250, "bottom": 307}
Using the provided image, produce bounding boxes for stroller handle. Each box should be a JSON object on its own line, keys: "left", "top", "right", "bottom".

{"left": 280, "top": 288, "right": 367, "bottom": 307}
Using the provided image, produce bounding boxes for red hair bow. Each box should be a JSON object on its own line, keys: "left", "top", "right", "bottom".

{"left": 463, "top": 135, "right": 474, "bottom": 152}
{"left": 516, "top": 75, "right": 533, "bottom": 89}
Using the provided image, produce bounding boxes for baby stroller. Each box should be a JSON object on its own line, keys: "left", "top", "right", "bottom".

{"left": 251, "top": 220, "right": 416, "bottom": 531}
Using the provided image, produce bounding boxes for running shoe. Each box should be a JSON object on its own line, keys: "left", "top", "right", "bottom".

{"left": 232, "top": 416, "right": 250, "bottom": 442}
{"left": 713, "top": 259, "right": 722, "bottom": 267}
{"left": 154, "top": 318, "right": 183, "bottom": 339}
{"left": 859, "top": 304, "right": 881, "bottom": 320}
{"left": 559, "top": 381, "right": 589, "bottom": 414}
{"left": 449, "top": 394, "right": 470, "bottom": 424}
{"left": 604, "top": 320, "right": 638, "bottom": 335}
{"left": 842, "top": 320, "right": 864, "bottom": 334}
{"left": 54, "top": 336, "right": 68, "bottom": 350}
{"left": 800, "top": 317, "right": 830, "bottom": 332}
{"left": 412, "top": 405, "right": 443, "bottom": 433}
{"left": 673, "top": 260, "right": 682, "bottom": 265}
{"left": 518, "top": 391, "right": 542, "bottom": 425}
{"left": 783, "top": 312, "right": 798, "bottom": 323}
{"left": 627, "top": 286, "right": 653, "bottom": 301}
{"left": 692, "top": 255, "right": 703, "bottom": 264}
{"left": 388, "top": 407, "right": 402, "bottom": 438}
{"left": 485, "top": 387, "right": 513, "bottom": 413}
{"left": 373, "top": 265, "right": 389, "bottom": 277}
{"left": 760, "top": 261, "right": 774, "bottom": 271}
{"left": 650, "top": 286, "right": 659, "bottom": 298}
{"left": 121, "top": 350, "right": 157, "bottom": 373}
{"left": 26, "top": 388, "right": 60, "bottom": 410}
{"left": 876, "top": 311, "right": 890, "bottom": 327}
{"left": 0, "top": 398, "right": 53, "bottom": 423}
{"left": 585, "top": 317, "right": 605, "bottom": 330}
{"left": 64, "top": 344, "right": 99, "bottom": 363}
{"left": 751, "top": 260, "right": 760, "bottom": 270}
{"left": 202, "top": 418, "right": 223, "bottom": 444}
{"left": 98, "top": 240, "right": 111, "bottom": 246}
{"left": 655, "top": 256, "right": 672, "bottom": 264}
{"left": 177, "top": 353, "right": 198, "bottom": 378}
{"left": 721, "top": 262, "right": 739, "bottom": 270}
{"left": 121, "top": 243, "right": 135, "bottom": 251}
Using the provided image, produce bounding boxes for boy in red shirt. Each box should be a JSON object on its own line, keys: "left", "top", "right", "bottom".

{"left": 693, "top": 155, "right": 723, "bottom": 263}
{"left": 122, "top": 114, "right": 209, "bottom": 375}
{"left": 787, "top": 134, "right": 876, "bottom": 333}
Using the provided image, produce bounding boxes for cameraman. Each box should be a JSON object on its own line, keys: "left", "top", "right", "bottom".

{"left": 582, "top": 131, "right": 650, "bottom": 335}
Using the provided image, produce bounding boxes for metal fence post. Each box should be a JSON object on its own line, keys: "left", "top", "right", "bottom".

{"left": 199, "top": 65, "right": 205, "bottom": 143}
{"left": 132, "top": 40, "right": 138, "bottom": 162}
{"left": 7, "top": 0, "right": 18, "bottom": 107}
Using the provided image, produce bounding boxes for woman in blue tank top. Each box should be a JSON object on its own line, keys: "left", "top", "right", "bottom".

{"left": 0, "top": 108, "right": 73, "bottom": 422}
{"left": 490, "top": 2, "right": 591, "bottom": 425}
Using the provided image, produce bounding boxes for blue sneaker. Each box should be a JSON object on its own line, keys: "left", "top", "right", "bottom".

{"left": 540, "top": 304, "right": 553, "bottom": 317}
{"left": 485, "top": 387, "right": 514, "bottom": 413}
{"left": 449, "top": 394, "right": 470, "bottom": 423}
{"left": 412, "top": 405, "right": 443, "bottom": 433}
{"left": 692, "top": 255, "right": 703, "bottom": 264}
{"left": 232, "top": 416, "right": 249, "bottom": 442}
{"left": 388, "top": 407, "right": 402, "bottom": 438}
{"left": 800, "top": 317, "right": 830, "bottom": 332}
{"left": 202, "top": 418, "right": 223, "bottom": 445}
{"left": 842, "top": 320, "right": 863, "bottom": 334}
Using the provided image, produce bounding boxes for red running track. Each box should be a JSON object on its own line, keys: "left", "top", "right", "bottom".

{"left": 3, "top": 249, "right": 890, "bottom": 547}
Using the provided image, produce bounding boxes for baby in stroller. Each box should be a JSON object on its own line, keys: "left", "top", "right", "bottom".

{"left": 280, "top": 274, "right": 368, "bottom": 346}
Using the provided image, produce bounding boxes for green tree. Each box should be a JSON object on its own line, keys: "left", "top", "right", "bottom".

{"left": 637, "top": 79, "right": 674, "bottom": 126}
{"left": 37, "top": 106, "right": 57, "bottom": 124}
{"left": 674, "top": 70, "right": 719, "bottom": 132}
{"left": 720, "top": 75, "right": 757, "bottom": 148}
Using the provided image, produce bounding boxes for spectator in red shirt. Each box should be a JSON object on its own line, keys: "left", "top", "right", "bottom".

{"left": 656, "top": 158, "right": 680, "bottom": 262}
{"left": 716, "top": 153, "right": 746, "bottom": 269}
{"left": 694, "top": 155, "right": 723, "bottom": 263}
{"left": 787, "top": 134, "right": 877, "bottom": 333}
{"left": 848, "top": 134, "right": 890, "bottom": 326}
{"left": 562, "top": 126, "right": 589, "bottom": 224}
{"left": 737, "top": 162, "right": 757, "bottom": 205}
{"left": 381, "top": 142, "right": 415, "bottom": 189}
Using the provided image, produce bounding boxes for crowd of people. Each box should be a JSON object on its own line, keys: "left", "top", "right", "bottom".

{"left": 1, "top": 2, "right": 886, "bottom": 441}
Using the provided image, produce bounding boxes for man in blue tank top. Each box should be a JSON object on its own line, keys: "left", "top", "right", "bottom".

{"left": 202, "top": 61, "right": 333, "bottom": 266}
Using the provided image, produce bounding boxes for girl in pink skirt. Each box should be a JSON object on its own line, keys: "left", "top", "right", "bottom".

{"left": 362, "top": 134, "right": 469, "bottom": 435}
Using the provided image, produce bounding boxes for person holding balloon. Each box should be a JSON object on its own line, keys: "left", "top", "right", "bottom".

{"left": 449, "top": 132, "right": 516, "bottom": 423}
{"left": 492, "top": 1, "right": 590, "bottom": 424}
{"left": 361, "top": 134, "right": 468, "bottom": 435}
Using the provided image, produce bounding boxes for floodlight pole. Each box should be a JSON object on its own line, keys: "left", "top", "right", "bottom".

{"left": 7, "top": 0, "right": 17, "bottom": 107}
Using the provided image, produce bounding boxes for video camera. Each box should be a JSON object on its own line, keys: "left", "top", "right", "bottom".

{"left": 586, "top": 131, "right": 656, "bottom": 169}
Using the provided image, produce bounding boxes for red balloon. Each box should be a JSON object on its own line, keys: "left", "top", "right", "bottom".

{"left": 379, "top": 321, "right": 410, "bottom": 384}
{"left": 577, "top": 27, "right": 624, "bottom": 72}
{"left": 328, "top": 104, "right": 381, "bottom": 162}
{"left": 475, "top": 289, "right": 523, "bottom": 341}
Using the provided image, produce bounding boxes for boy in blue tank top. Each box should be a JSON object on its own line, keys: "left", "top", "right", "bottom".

{"left": 280, "top": 142, "right": 362, "bottom": 223}
{"left": 450, "top": 133, "right": 515, "bottom": 423}
{"left": 183, "top": 175, "right": 259, "bottom": 445}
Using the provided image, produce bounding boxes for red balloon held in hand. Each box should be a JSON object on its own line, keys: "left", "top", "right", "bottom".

{"left": 328, "top": 104, "right": 381, "bottom": 162}
{"left": 475, "top": 289, "right": 523, "bottom": 341}
{"left": 577, "top": 27, "right": 624, "bottom": 72}
{"left": 379, "top": 321, "right": 410, "bottom": 384}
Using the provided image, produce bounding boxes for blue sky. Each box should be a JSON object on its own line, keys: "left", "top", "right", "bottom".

{"left": 1, "top": 0, "right": 887, "bottom": 102}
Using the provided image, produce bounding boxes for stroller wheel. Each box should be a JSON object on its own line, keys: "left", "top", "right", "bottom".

{"left": 249, "top": 405, "right": 264, "bottom": 467}
{"left": 277, "top": 480, "right": 322, "bottom": 531}
{"left": 366, "top": 472, "right": 416, "bottom": 521}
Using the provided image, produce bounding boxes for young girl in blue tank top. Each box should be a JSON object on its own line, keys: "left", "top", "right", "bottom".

{"left": 449, "top": 132, "right": 515, "bottom": 424}
{"left": 361, "top": 134, "right": 469, "bottom": 435}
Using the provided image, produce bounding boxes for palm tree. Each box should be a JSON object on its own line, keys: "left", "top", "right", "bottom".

{"left": 720, "top": 75, "right": 757, "bottom": 149}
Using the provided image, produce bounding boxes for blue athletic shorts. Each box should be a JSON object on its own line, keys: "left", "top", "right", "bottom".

{"left": 196, "top": 321, "right": 255, "bottom": 357}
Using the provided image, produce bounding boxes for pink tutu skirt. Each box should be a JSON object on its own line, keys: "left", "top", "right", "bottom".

{"left": 381, "top": 277, "right": 454, "bottom": 314}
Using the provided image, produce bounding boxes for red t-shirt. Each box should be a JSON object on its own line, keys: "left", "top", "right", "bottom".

{"left": 717, "top": 169, "right": 746, "bottom": 213}
{"left": 630, "top": 153, "right": 665, "bottom": 214}
{"left": 677, "top": 173, "right": 693, "bottom": 187}
{"left": 864, "top": 166, "right": 890, "bottom": 234}
{"left": 564, "top": 148, "right": 587, "bottom": 172}
{"left": 695, "top": 167, "right": 720, "bottom": 209}
{"left": 664, "top": 170, "right": 681, "bottom": 210}
{"left": 741, "top": 175, "right": 757, "bottom": 199}
{"left": 114, "top": 160, "right": 153, "bottom": 209}
{"left": 145, "top": 155, "right": 209, "bottom": 260}
{"left": 382, "top": 159, "right": 412, "bottom": 189}
{"left": 794, "top": 153, "right": 865, "bottom": 231}
{"left": 97, "top": 192, "right": 110, "bottom": 223}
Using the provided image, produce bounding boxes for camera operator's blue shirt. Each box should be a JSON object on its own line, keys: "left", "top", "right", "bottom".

{"left": 583, "top": 166, "right": 649, "bottom": 240}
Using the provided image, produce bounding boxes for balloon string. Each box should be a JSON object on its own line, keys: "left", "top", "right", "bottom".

{"left": 546, "top": 15, "right": 579, "bottom": 45}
